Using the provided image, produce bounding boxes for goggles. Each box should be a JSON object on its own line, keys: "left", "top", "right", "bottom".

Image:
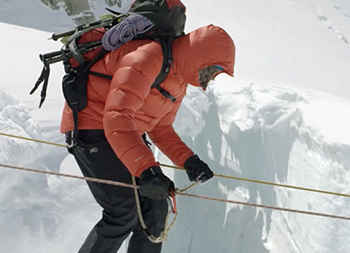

{"left": 199, "top": 65, "right": 224, "bottom": 90}
{"left": 213, "top": 65, "right": 224, "bottom": 71}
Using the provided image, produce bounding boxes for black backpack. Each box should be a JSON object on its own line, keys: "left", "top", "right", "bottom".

{"left": 30, "top": 0, "right": 186, "bottom": 134}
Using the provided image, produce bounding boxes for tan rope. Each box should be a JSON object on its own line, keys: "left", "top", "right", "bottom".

{"left": 1, "top": 132, "right": 350, "bottom": 199}
{"left": 176, "top": 181, "right": 200, "bottom": 193}
{"left": 160, "top": 163, "right": 350, "bottom": 198}
{"left": 176, "top": 191, "right": 350, "bottom": 221}
{"left": 1, "top": 163, "right": 350, "bottom": 221}
{"left": 131, "top": 176, "right": 178, "bottom": 243}
{"left": 0, "top": 163, "right": 137, "bottom": 189}
{"left": 0, "top": 132, "right": 66, "bottom": 147}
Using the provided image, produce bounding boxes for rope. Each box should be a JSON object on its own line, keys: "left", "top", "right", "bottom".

{"left": 176, "top": 181, "right": 201, "bottom": 193}
{"left": 175, "top": 191, "right": 350, "bottom": 221}
{"left": 131, "top": 176, "right": 178, "bottom": 243}
{"left": 163, "top": 164, "right": 350, "bottom": 198}
{"left": 1, "top": 132, "right": 350, "bottom": 199}
{"left": 1, "top": 163, "right": 350, "bottom": 221}
{"left": 0, "top": 163, "right": 137, "bottom": 189}
{"left": 0, "top": 132, "right": 66, "bottom": 147}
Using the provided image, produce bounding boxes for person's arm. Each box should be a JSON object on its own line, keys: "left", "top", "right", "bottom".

{"left": 103, "top": 42, "right": 163, "bottom": 177}
{"left": 148, "top": 97, "right": 194, "bottom": 167}
{"left": 148, "top": 95, "right": 214, "bottom": 183}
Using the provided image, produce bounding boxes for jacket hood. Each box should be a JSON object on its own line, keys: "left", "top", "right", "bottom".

{"left": 173, "top": 25, "right": 236, "bottom": 87}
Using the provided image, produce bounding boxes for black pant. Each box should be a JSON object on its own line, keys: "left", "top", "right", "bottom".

{"left": 70, "top": 130, "right": 168, "bottom": 253}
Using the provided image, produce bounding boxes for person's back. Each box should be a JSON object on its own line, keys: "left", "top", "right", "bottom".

{"left": 60, "top": 39, "right": 166, "bottom": 133}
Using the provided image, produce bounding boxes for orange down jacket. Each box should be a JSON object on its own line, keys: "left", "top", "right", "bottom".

{"left": 60, "top": 25, "right": 236, "bottom": 177}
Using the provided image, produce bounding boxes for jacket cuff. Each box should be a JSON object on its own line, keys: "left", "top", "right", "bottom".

{"left": 134, "top": 161, "right": 160, "bottom": 177}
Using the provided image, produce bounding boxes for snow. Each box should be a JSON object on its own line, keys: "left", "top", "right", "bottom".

{"left": 1, "top": 0, "right": 350, "bottom": 252}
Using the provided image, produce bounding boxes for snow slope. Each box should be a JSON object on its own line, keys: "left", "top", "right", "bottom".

{"left": 1, "top": 0, "right": 350, "bottom": 97}
{"left": 1, "top": 0, "right": 350, "bottom": 252}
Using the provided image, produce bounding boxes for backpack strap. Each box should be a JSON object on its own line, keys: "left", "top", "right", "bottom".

{"left": 70, "top": 49, "right": 110, "bottom": 140}
{"left": 151, "top": 38, "right": 176, "bottom": 102}
{"left": 88, "top": 71, "right": 113, "bottom": 80}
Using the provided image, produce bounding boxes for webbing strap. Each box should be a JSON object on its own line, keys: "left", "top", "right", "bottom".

{"left": 81, "top": 49, "right": 109, "bottom": 73}
{"left": 30, "top": 63, "right": 50, "bottom": 108}
{"left": 151, "top": 38, "right": 176, "bottom": 102}
{"left": 88, "top": 71, "right": 113, "bottom": 80}
{"left": 68, "top": 39, "right": 86, "bottom": 65}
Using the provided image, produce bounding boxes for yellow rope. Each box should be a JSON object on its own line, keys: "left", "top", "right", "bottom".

{"left": 1, "top": 163, "right": 350, "bottom": 221}
{"left": 175, "top": 191, "right": 350, "bottom": 221}
{"left": 0, "top": 163, "right": 138, "bottom": 189}
{"left": 0, "top": 132, "right": 66, "bottom": 147}
{"left": 1, "top": 131, "right": 350, "bottom": 199}
{"left": 161, "top": 163, "right": 350, "bottom": 198}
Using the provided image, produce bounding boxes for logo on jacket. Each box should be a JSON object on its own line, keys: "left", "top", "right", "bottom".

{"left": 135, "top": 156, "right": 144, "bottom": 162}
{"left": 90, "top": 147, "right": 99, "bottom": 154}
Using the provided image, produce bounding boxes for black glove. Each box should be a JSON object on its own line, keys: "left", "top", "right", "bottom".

{"left": 139, "top": 166, "right": 175, "bottom": 200}
{"left": 184, "top": 155, "right": 214, "bottom": 183}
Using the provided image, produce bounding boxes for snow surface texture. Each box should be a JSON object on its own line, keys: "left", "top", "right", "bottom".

{"left": 1, "top": 0, "right": 350, "bottom": 252}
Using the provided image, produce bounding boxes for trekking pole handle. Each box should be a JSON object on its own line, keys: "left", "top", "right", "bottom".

{"left": 40, "top": 52, "right": 67, "bottom": 65}
{"left": 40, "top": 50, "right": 64, "bottom": 60}
{"left": 41, "top": 54, "right": 68, "bottom": 65}
{"left": 51, "top": 30, "right": 76, "bottom": 41}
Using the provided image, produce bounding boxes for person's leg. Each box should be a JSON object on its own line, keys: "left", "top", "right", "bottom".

{"left": 70, "top": 131, "right": 139, "bottom": 253}
{"left": 127, "top": 194, "right": 169, "bottom": 253}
